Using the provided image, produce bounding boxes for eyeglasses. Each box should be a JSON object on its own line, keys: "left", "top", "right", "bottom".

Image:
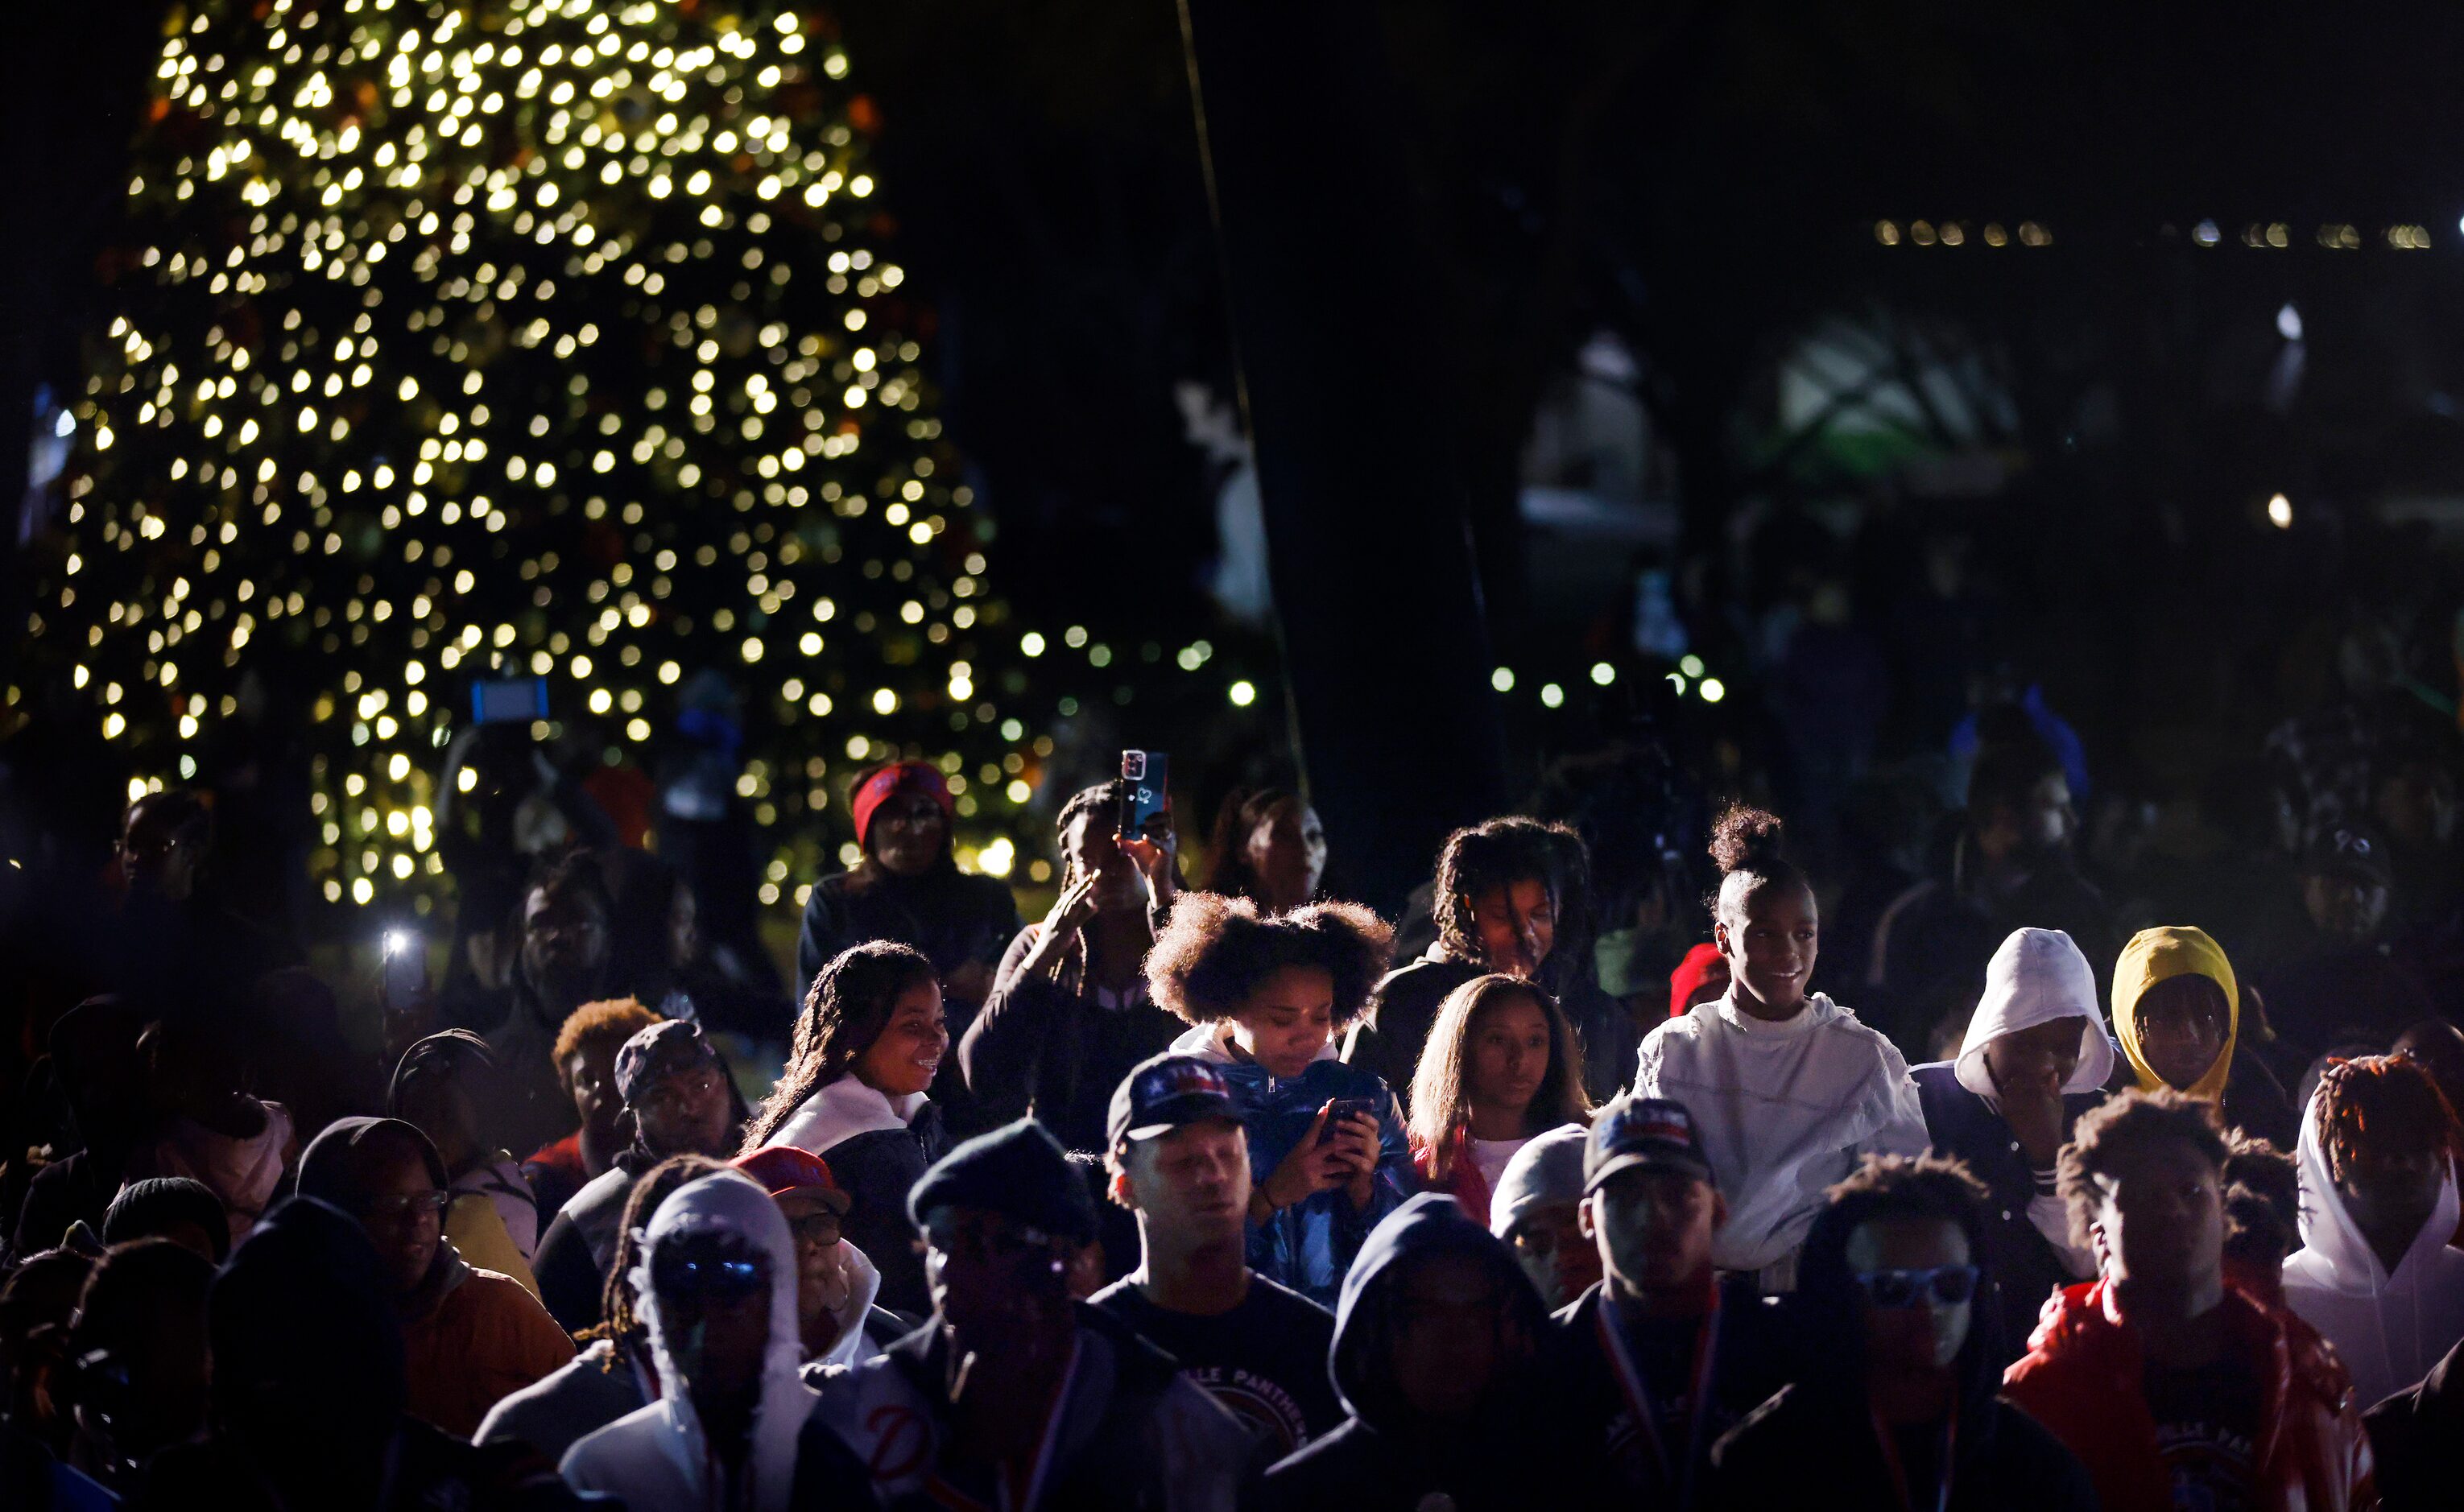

{"left": 366, "top": 1191, "right": 451, "bottom": 1221}
{"left": 788, "top": 1211, "right": 843, "bottom": 1247}
{"left": 1851, "top": 1264, "right": 1979, "bottom": 1309}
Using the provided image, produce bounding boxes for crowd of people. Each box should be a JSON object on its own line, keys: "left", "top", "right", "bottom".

{"left": 3, "top": 718, "right": 2463, "bottom": 1511}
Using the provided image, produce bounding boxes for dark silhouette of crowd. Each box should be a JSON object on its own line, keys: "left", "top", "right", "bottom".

{"left": 3, "top": 688, "right": 2463, "bottom": 1511}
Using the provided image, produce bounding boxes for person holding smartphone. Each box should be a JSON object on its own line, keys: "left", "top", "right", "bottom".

{"left": 1144, "top": 892, "right": 1412, "bottom": 1306}
{"left": 959, "top": 782, "right": 1187, "bottom": 1156}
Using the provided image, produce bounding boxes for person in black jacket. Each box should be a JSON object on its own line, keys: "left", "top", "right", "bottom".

{"left": 959, "top": 783, "right": 1184, "bottom": 1153}
{"left": 1546, "top": 1097, "right": 1794, "bottom": 1508}
{"left": 1259, "top": 1193, "right": 1566, "bottom": 1511}
{"left": 2365, "top": 1334, "right": 2462, "bottom": 1511}
{"left": 1702, "top": 1154, "right": 2097, "bottom": 1512}
{"left": 1344, "top": 817, "right": 1635, "bottom": 1113}
{"left": 738, "top": 941, "right": 953, "bottom": 1317}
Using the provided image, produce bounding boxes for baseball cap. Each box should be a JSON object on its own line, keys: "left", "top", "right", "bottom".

{"left": 1584, "top": 1095, "right": 1715, "bottom": 1194}
{"left": 614, "top": 1019, "right": 724, "bottom": 1108}
{"left": 1107, "top": 1053, "right": 1242, "bottom": 1152}
{"left": 732, "top": 1144, "right": 853, "bottom": 1217}
{"left": 2305, "top": 826, "right": 2392, "bottom": 888}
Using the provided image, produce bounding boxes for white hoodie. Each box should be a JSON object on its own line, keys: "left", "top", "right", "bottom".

{"left": 2281, "top": 1097, "right": 2464, "bottom": 1408}
{"left": 1952, "top": 927, "right": 2114, "bottom": 1274}
{"left": 561, "top": 1171, "right": 819, "bottom": 1512}
{"left": 1636, "top": 990, "right": 1929, "bottom": 1277}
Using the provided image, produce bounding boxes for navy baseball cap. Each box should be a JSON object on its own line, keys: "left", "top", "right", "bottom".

{"left": 1108, "top": 1054, "right": 1242, "bottom": 1151}
{"left": 1585, "top": 1095, "right": 1715, "bottom": 1194}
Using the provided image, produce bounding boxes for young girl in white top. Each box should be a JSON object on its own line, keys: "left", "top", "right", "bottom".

{"left": 1635, "top": 807, "right": 1928, "bottom": 1289}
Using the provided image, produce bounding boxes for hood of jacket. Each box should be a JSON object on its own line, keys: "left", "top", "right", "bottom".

{"left": 1327, "top": 1192, "right": 1543, "bottom": 1432}
{"left": 2288, "top": 1100, "right": 2462, "bottom": 1297}
{"left": 2111, "top": 926, "right": 2239, "bottom": 1100}
{"left": 814, "top": 1236, "right": 886, "bottom": 1370}
{"left": 1954, "top": 927, "right": 2115, "bottom": 1101}
{"left": 1167, "top": 1019, "right": 1341, "bottom": 1072}
{"left": 772, "top": 1072, "right": 927, "bottom": 1157}
{"left": 626, "top": 1169, "right": 812, "bottom": 1512}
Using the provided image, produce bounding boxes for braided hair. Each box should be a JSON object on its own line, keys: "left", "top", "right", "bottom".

{"left": 2313, "top": 1054, "right": 2464, "bottom": 1186}
{"left": 742, "top": 941, "right": 938, "bottom": 1150}
{"left": 585, "top": 1153, "right": 729, "bottom": 1365}
{"left": 1431, "top": 817, "right": 1579, "bottom": 965}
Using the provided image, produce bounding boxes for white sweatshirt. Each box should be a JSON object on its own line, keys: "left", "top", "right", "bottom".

{"left": 1636, "top": 990, "right": 1930, "bottom": 1277}
{"left": 2281, "top": 1101, "right": 2464, "bottom": 1408}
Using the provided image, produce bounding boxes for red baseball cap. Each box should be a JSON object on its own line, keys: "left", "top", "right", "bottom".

{"left": 732, "top": 1144, "right": 853, "bottom": 1217}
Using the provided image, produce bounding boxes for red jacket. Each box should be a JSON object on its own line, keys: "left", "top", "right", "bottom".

{"left": 2001, "top": 1279, "right": 2376, "bottom": 1512}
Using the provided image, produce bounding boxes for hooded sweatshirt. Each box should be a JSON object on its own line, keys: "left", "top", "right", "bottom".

{"left": 561, "top": 1171, "right": 819, "bottom": 1512}
{"left": 771, "top": 1074, "right": 946, "bottom": 1317}
{"left": 1168, "top": 1022, "right": 1413, "bottom": 1307}
{"left": 1635, "top": 991, "right": 1929, "bottom": 1279}
{"left": 2280, "top": 1096, "right": 2464, "bottom": 1409}
{"left": 1913, "top": 928, "right": 2111, "bottom": 1354}
{"left": 2111, "top": 926, "right": 2297, "bottom": 1145}
{"left": 1259, "top": 1192, "right": 1564, "bottom": 1511}
{"left": 296, "top": 1117, "right": 574, "bottom": 1438}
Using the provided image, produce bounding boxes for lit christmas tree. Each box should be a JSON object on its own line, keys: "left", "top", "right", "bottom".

{"left": 19, "top": 0, "right": 1048, "bottom": 914}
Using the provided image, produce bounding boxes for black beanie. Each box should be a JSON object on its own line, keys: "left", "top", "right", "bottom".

{"left": 906, "top": 1117, "right": 1097, "bottom": 1244}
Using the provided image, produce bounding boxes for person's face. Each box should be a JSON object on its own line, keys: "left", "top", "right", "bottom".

{"left": 357, "top": 1148, "right": 446, "bottom": 1296}
{"left": 1387, "top": 1251, "right": 1513, "bottom": 1421}
{"left": 852, "top": 980, "right": 948, "bottom": 1098}
{"left": 2021, "top": 774, "right": 2077, "bottom": 853}
{"left": 523, "top": 886, "right": 610, "bottom": 986}
{"left": 654, "top": 1241, "right": 772, "bottom": 1399}
{"left": 2333, "top": 1135, "right": 2446, "bottom": 1258}
{"left": 2375, "top": 764, "right": 2458, "bottom": 849}
{"left": 923, "top": 1206, "right": 1076, "bottom": 1350}
{"left": 870, "top": 792, "right": 949, "bottom": 878}
{"left": 1716, "top": 879, "right": 1818, "bottom": 1014}
{"left": 775, "top": 1192, "right": 852, "bottom": 1335}
{"left": 2132, "top": 975, "right": 2230, "bottom": 1090}
{"left": 2090, "top": 1140, "right": 2226, "bottom": 1295}
{"left": 2303, "top": 873, "right": 2390, "bottom": 943}
{"left": 1585, "top": 1167, "right": 1722, "bottom": 1296}
{"left": 1507, "top": 1200, "right": 1601, "bottom": 1310}
{"left": 395, "top": 1070, "right": 484, "bottom": 1172}
{"left": 1469, "top": 875, "right": 1555, "bottom": 977}
{"left": 1982, "top": 1016, "right": 2085, "bottom": 1101}
{"left": 567, "top": 1039, "right": 626, "bottom": 1143}
{"left": 1227, "top": 965, "right": 1336, "bottom": 1080}
{"left": 667, "top": 886, "right": 699, "bottom": 969}
{"left": 1246, "top": 801, "right": 1327, "bottom": 909}
{"left": 119, "top": 803, "right": 200, "bottom": 903}
{"left": 1845, "top": 1216, "right": 1973, "bottom": 1374}
{"left": 1121, "top": 1119, "right": 1251, "bottom": 1250}
{"left": 1061, "top": 813, "right": 1145, "bottom": 914}
{"left": 632, "top": 1061, "right": 734, "bottom": 1158}
{"left": 1466, "top": 993, "right": 1552, "bottom": 1123}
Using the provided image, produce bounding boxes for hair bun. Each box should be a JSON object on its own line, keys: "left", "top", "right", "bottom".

{"left": 1708, "top": 805, "right": 1786, "bottom": 875}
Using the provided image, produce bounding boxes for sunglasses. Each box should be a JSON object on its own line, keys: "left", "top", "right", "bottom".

{"left": 1851, "top": 1264, "right": 1979, "bottom": 1309}
{"left": 654, "top": 1254, "right": 767, "bottom": 1302}
{"left": 788, "top": 1211, "right": 844, "bottom": 1246}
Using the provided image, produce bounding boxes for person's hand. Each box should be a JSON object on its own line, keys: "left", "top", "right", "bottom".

{"left": 1327, "top": 1108, "right": 1383, "bottom": 1210}
{"left": 1256, "top": 1105, "right": 1358, "bottom": 1215}
{"left": 1118, "top": 815, "right": 1180, "bottom": 904}
{"left": 2000, "top": 1062, "right": 2068, "bottom": 1169}
{"left": 1042, "top": 873, "right": 1100, "bottom": 940}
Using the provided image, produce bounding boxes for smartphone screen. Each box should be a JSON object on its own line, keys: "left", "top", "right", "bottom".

{"left": 470, "top": 675, "right": 550, "bottom": 725}
{"left": 1117, "top": 750, "right": 1170, "bottom": 840}
{"left": 382, "top": 929, "right": 426, "bottom": 1006}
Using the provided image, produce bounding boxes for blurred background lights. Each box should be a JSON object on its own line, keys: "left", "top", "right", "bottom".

{"left": 2268, "top": 492, "right": 2294, "bottom": 527}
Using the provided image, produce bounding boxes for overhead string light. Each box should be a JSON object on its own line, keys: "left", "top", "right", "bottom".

{"left": 24, "top": 0, "right": 1041, "bottom": 911}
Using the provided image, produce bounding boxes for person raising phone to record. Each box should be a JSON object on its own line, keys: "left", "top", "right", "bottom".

{"left": 959, "top": 773, "right": 1188, "bottom": 1155}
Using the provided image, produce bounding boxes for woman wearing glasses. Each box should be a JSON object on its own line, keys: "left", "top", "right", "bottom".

{"left": 295, "top": 1116, "right": 576, "bottom": 1438}
{"left": 1703, "top": 1153, "right": 2097, "bottom": 1512}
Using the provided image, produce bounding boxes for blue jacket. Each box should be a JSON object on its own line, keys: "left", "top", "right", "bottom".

{"left": 1171, "top": 1027, "right": 1413, "bottom": 1306}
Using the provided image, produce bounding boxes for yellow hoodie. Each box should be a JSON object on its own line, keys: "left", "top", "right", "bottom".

{"left": 2111, "top": 925, "right": 2239, "bottom": 1101}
